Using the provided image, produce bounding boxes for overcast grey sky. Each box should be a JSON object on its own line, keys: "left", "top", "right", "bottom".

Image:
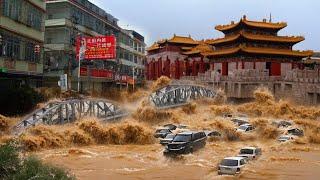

{"left": 89, "top": 0, "right": 319, "bottom": 51}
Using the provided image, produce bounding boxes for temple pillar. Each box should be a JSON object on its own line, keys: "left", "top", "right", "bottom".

{"left": 192, "top": 59, "right": 196, "bottom": 76}
{"left": 185, "top": 60, "right": 190, "bottom": 76}
{"left": 154, "top": 60, "right": 159, "bottom": 78}
{"left": 165, "top": 57, "right": 170, "bottom": 77}
{"left": 179, "top": 60, "right": 184, "bottom": 78}
{"left": 199, "top": 58, "right": 204, "bottom": 73}
{"left": 222, "top": 62, "right": 228, "bottom": 76}
{"left": 271, "top": 62, "right": 281, "bottom": 76}
{"left": 175, "top": 59, "right": 180, "bottom": 79}
{"left": 158, "top": 57, "right": 162, "bottom": 77}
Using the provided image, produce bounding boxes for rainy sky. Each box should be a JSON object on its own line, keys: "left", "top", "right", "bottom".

{"left": 89, "top": 0, "right": 319, "bottom": 51}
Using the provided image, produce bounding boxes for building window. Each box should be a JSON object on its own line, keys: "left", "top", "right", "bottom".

{"left": 1, "top": 0, "right": 43, "bottom": 31}
{"left": 2, "top": 0, "right": 21, "bottom": 21}
{"left": 0, "top": 36, "right": 20, "bottom": 60}
{"left": 25, "top": 43, "right": 39, "bottom": 63}
{"left": 26, "top": 6, "right": 43, "bottom": 31}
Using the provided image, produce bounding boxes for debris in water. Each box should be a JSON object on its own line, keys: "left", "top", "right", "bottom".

{"left": 133, "top": 105, "right": 172, "bottom": 124}
{"left": 181, "top": 103, "right": 197, "bottom": 114}
{"left": 151, "top": 76, "right": 171, "bottom": 91}
{"left": 77, "top": 119, "right": 155, "bottom": 145}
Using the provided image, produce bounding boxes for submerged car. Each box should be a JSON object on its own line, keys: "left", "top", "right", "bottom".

{"left": 278, "top": 135, "right": 295, "bottom": 142}
{"left": 204, "top": 130, "right": 222, "bottom": 137}
{"left": 237, "top": 147, "right": 262, "bottom": 160}
{"left": 236, "top": 124, "right": 254, "bottom": 132}
{"left": 154, "top": 128, "right": 172, "bottom": 138}
{"left": 218, "top": 157, "right": 247, "bottom": 175}
{"left": 231, "top": 118, "right": 249, "bottom": 126}
{"left": 163, "top": 131, "right": 207, "bottom": 156}
{"left": 160, "top": 133, "right": 176, "bottom": 145}
{"left": 272, "top": 120, "right": 293, "bottom": 128}
{"left": 173, "top": 124, "right": 190, "bottom": 133}
{"left": 163, "top": 124, "right": 177, "bottom": 130}
{"left": 287, "top": 128, "right": 304, "bottom": 137}
{"left": 176, "top": 124, "right": 188, "bottom": 129}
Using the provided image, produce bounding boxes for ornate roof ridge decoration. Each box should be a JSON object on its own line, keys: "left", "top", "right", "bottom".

{"left": 164, "top": 34, "right": 199, "bottom": 45}
{"left": 147, "top": 42, "right": 160, "bottom": 51}
{"left": 206, "top": 44, "right": 313, "bottom": 57}
{"left": 183, "top": 41, "right": 216, "bottom": 56}
{"left": 207, "top": 31, "right": 305, "bottom": 45}
{"left": 215, "top": 15, "right": 287, "bottom": 31}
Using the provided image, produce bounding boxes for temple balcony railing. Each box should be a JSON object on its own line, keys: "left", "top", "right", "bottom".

{"left": 181, "top": 69, "right": 320, "bottom": 84}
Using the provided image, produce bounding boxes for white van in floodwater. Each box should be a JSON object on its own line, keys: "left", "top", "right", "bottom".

{"left": 237, "top": 147, "right": 262, "bottom": 160}
{"left": 218, "top": 157, "right": 247, "bottom": 175}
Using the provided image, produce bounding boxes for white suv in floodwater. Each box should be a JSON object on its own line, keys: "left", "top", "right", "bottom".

{"left": 237, "top": 147, "right": 262, "bottom": 160}
{"left": 218, "top": 157, "right": 247, "bottom": 175}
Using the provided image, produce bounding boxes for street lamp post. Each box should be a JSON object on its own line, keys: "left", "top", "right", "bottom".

{"left": 77, "top": 33, "right": 82, "bottom": 92}
{"left": 132, "top": 66, "right": 135, "bottom": 91}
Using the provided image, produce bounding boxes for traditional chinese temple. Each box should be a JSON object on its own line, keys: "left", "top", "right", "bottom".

{"left": 205, "top": 15, "right": 313, "bottom": 76}
{"left": 146, "top": 35, "right": 215, "bottom": 80}
{"left": 146, "top": 15, "right": 313, "bottom": 80}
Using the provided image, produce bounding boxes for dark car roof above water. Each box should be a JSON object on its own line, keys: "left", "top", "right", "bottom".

{"left": 177, "top": 131, "right": 202, "bottom": 135}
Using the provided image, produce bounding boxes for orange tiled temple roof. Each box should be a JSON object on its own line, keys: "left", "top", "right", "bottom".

{"left": 206, "top": 44, "right": 313, "bottom": 57}
{"left": 207, "top": 31, "right": 304, "bottom": 45}
{"left": 147, "top": 42, "right": 160, "bottom": 51}
{"left": 183, "top": 41, "right": 214, "bottom": 56}
{"left": 215, "top": 15, "right": 287, "bottom": 32}
{"left": 159, "top": 34, "right": 199, "bottom": 45}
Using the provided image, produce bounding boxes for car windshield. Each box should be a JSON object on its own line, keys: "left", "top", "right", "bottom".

{"left": 156, "top": 129, "right": 168, "bottom": 133}
{"left": 173, "top": 134, "right": 191, "bottom": 142}
{"left": 220, "top": 159, "right": 238, "bottom": 166}
{"left": 280, "top": 136, "right": 290, "bottom": 140}
{"left": 240, "top": 149, "right": 254, "bottom": 154}
{"left": 239, "top": 126, "right": 248, "bottom": 130}
{"left": 165, "top": 134, "right": 175, "bottom": 138}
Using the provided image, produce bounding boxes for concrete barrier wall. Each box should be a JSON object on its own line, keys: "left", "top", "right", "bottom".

{"left": 181, "top": 69, "right": 320, "bottom": 105}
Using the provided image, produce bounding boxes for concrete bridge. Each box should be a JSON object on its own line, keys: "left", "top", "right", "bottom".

{"left": 150, "top": 84, "right": 218, "bottom": 109}
{"left": 14, "top": 98, "right": 128, "bottom": 134}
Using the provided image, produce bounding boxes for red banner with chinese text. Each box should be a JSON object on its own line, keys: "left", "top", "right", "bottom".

{"left": 80, "top": 67, "right": 113, "bottom": 79}
{"left": 76, "top": 36, "right": 116, "bottom": 60}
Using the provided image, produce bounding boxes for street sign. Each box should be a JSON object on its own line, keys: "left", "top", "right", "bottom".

{"left": 58, "top": 74, "right": 68, "bottom": 92}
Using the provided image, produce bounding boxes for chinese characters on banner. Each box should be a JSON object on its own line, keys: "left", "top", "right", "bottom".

{"left": 76, "top": 36, "right": 116, "bottom": 60}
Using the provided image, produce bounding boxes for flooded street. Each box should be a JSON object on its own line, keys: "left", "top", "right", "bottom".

{"left": 35, "top": 142, "right": 320, "bottom": 180}
{"left": 13, "top": 83, "right": 320, "bottom": 180}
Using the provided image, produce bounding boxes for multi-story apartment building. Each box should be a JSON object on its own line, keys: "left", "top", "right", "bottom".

{"left": 0, "top": 0, "right": 46, "bottom": 88}
{"left": 118, "top": 29, "right": 146, "bottom": 84}
{"left": 44, "top": 0, "right": 146, "bottom": 92}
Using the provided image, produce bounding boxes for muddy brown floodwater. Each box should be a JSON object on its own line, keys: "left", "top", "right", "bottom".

{"left": 35, "top": 142, "right": 320, "bottom": 180}
{"left": 17, "top": 83, "right": 320, "bottom": 180}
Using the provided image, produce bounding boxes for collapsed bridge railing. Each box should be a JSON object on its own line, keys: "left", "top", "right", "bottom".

{"left": 14, "top": 98, "right": 128, "bottom": 134}
{"left": 150, "top": 84, "right": 217, "bottom": 109}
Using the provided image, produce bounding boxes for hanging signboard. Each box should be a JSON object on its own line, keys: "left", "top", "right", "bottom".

{"left": 76, "top": 36, "right": 116, "bottom": 60}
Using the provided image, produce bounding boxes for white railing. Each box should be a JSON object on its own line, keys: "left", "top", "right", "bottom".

{"left": 181, "top": 69, "right": 320, "bottom": 84}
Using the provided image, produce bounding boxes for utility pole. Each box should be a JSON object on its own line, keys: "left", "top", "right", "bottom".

{"left": 132, "top": 66, "right": 135, "bottom": 91}
{"left": 77, "top": 33, "right": 83, "bottom": 93}
{"left": 68, "top": 50, "right": 72, "bottom": 91}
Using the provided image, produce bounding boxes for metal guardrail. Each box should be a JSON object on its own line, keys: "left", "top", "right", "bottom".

{"left": 150, "top": 85, "right": 217, "bottom": 109}
{"left": 13, "top": 98, "right": 128, "bottom": 134}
